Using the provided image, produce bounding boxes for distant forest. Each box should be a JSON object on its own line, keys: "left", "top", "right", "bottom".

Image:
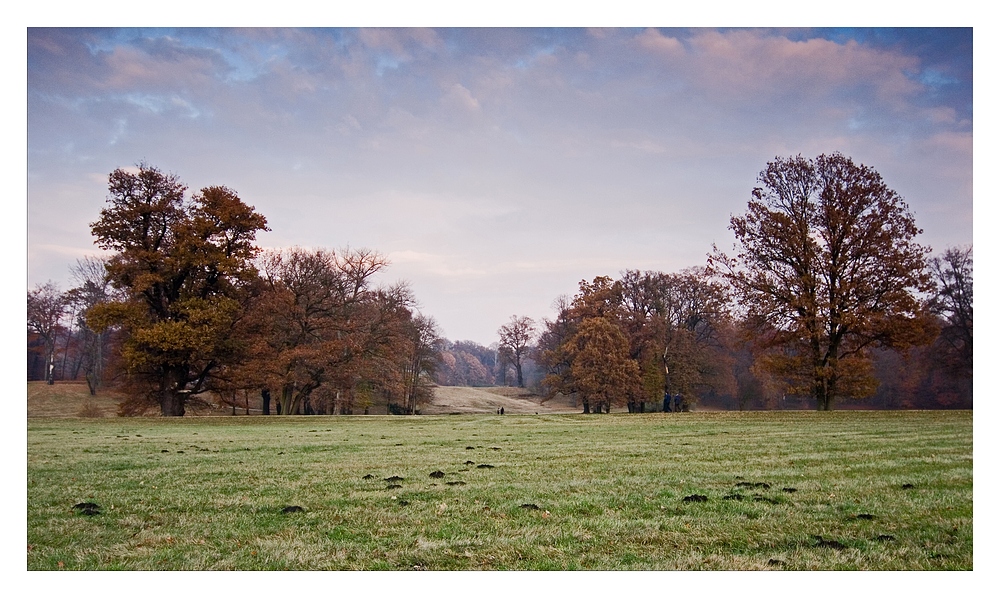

{"left": 28, "top": 156, "right": 972, "bottom": 414}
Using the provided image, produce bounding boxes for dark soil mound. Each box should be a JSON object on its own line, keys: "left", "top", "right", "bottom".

{"left": 446, "top": 481, "right": 466, "bottom": 486}
{"left": 384, "top": 476, "right": 404, "bottom": 483}
{"left": 682, "top": 494, "right": 708, "bottom": 503}
{"left": 363, "top": 474, "right": 375, "bottom": 480}
{"left": 386, "top": 484, "right": 402, "bottom": 490}
{"left": 73, "top": 502, "right": 101, "bottom": 516}
{"left": 781, "top": 487, "right": 797, "bottom": 493}
{"left": 520, "top": 503, "right": 540, "bottom": 510}
{"left": 812, "top": 535, "right": 846, "bottom": 550}
{"left": 767, "top": 559, "right": 786, "bottom": 567}
{"left": 856, "top": 513, "right": 875, "bottom": 520}
{"left": 752, "top": 495, "right": 781, "bottom": 504}
{"left": 901, "top": 483, "right": 915, "bottom": 489}
{"left": 429, "top": 470, "right": 445, "bottom": 478}
{"left": 735, "top": 482, "right": 770, "bottom": 490}
{"left": 477, "top": 464, "right": 494, "bottom": 469}
{"left": 876, "top": 534, "right": 896, "bottom": 542}
{"left": 464, "top": 460, "right": 475, "bottom": 465}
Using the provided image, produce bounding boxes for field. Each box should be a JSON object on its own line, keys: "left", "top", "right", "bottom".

{"left": 27, "top": 387, "right": 972, "bottom": 570}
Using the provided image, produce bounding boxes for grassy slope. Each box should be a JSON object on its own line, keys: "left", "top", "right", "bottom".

{"left": 27, "top": 411, "right": 971, "bottom": 570}
{"left": 26, "top": 381, "right": 571, "bottom": 417}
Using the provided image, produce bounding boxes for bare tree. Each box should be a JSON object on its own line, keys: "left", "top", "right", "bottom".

{"left": 497, "top": 315, "right": 536, "bottom": 387}
{"left": 67, "top": 257, "right": 118, "bottom": 394}
{"left": 929, "top": 246, "right": 972, "bottom": 379}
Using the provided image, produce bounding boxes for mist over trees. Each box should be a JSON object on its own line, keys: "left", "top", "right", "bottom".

{"left": 29, "top": 155, "right": 972, "bottom": 413}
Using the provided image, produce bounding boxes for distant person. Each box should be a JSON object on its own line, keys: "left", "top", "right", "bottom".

{"left": 664, "top": 392, "right": 672, "bottom": 412}
{"left": 500, "top": 407, "right": 505, "bottom": 415}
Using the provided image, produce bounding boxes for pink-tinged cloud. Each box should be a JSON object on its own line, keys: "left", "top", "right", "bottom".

{"left": 358, "top": 27, "right": 444, "bottom": 61}
{"left": 636, "top": 28, "right": 685, "bottom": 56}
{"left": 649, "top": 29, "right": 923, "bottom": 109}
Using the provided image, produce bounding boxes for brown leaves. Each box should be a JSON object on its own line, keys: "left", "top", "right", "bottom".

{"left": 713, "top": 153, "right": 933, "bottom": 409}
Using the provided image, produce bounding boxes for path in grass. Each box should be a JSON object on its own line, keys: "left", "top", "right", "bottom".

{"left": 27, "top": 411, "right": 972, "bottom": 570}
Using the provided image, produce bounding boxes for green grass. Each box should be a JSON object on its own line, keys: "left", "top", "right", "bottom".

{"left": 27, "top": 411, "right": 972, "bottom": 570}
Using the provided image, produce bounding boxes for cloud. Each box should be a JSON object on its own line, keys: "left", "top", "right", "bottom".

{"left": 635, "top": 28, "right": 684, "bottom": 56}
{"left": 442, "top": 83, "right": 480, "bottom": 113}
{"left": 26, "top": 28, "right": 973, "bottom": 343}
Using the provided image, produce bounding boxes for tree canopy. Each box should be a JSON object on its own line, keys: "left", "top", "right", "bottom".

{"left": 710, "top": 153, "right": 935, "bottom": 410}
{"left": 87, "top": 164, "right": 269, "bottom": 415}
{"left": 30, "top": 155, "right": 970, "bottom": 414}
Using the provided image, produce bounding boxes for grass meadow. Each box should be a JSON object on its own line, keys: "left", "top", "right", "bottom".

{"left": 27, "top": 407, "right": 971, "bottom": 571}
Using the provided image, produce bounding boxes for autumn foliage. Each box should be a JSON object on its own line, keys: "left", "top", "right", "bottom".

{"left": 710, "top": 154, "right": 937, "bottom": 410}
{"left": 32, "top": 156, "right": 971, "bottom": 414}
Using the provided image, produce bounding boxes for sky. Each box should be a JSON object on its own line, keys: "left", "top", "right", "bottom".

{"left": 26, "top": 26, "right": 974, "bottom": 346}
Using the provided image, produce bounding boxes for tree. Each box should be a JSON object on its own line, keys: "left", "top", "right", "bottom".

{"left": 617, "top": 268, "right": 734, "bottom": 411}
{"left": 400, "top": 314, "right": 442, "bottom": 414}
{"left": 710, "top": 153, "right": 934, "bottom": 410}
{"left": 27, "top": 282, "right": 68, "bottom": 384}
{"left": 929, "top": 246, "right": 972, "bottom": 379}
{"left": 537, "top": 282, "right": 618, "bottom": 407}
{"left": 66, "top": 257, "right": 119, "bottom": 395}
{"left": 87, "top": 163, "right": 269, "bottom": 416}
{"left": 434, "top": 340, "right": 495, "bottom": 387}
{"left": 241, "top": 247, "right": 419, "bottom": 415}
{"left": 497, "top": 315, "right": 536, "bottom": 387}
{"left": 567, "top": 317, "right": 641, "bottom": 414}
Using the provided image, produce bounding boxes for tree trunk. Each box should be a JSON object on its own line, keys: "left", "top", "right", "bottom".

{"left": 160, "top": 390, "right": 185, "bottom": 416}
{"left": 159, "top": 368, "right": 186, "bottom": 416}
{"left": 261, "top": 389, "right": 271, "bottom": 415}
{"left": 582, "top": 399, "right": 590, "bottom": 414}
{"left": 516, "top": 363, "right": 524, "bottom": 388}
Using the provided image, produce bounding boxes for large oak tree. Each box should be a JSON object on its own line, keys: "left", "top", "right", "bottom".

{"left": 87, "top": 164, "right": 268, "bottom": 416}
{"left": 710, "top": 153, "right": 933, "bottom": 410}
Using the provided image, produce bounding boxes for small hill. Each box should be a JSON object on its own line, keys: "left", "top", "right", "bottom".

{"left": 422, "top": 386, "right": 579, "bottom": 414}
{"left": 26, "top": 381, "right": 584, "bottom": 417}
{"left": 27, "top": 382, "right": 123, "bottom": 418}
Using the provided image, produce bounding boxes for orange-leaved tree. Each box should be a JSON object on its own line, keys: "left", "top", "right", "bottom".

{"left": 710, "top": 153, "right": 935, "bottom": 410}
{"left": 87, "top": 163, "right": 268, "bottom": 416}
{"left": 566, "top": 317, "right": 641, "bottom": 414}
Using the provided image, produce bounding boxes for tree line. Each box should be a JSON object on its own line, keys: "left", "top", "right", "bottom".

{"left": 28, "top": 154, "right": 972, "bottom": 414}
{"left": 28, "top": 163, "right": 441, "bottom": 416}
{"left": 487, "top": 154, "right": 971, "bottom": 412}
